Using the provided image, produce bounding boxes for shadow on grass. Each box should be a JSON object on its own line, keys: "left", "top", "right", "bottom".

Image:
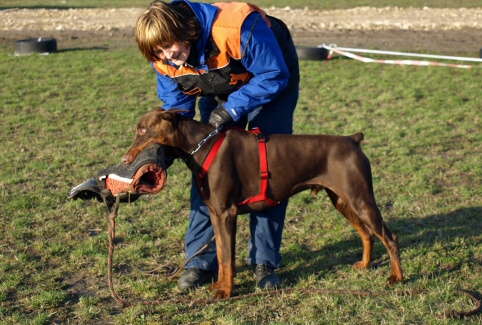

{"left": 62, "top": 206, "right": 480, "bottom": 305}
{"left": 279, "top": 206, "right": 482, "bottom": 286}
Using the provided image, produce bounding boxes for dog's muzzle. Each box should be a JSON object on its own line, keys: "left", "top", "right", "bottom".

{"left": 67, "top": 143, "right": 167, "bottom": 202}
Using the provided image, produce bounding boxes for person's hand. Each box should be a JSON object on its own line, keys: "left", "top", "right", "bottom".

{"left": 208, "top": 107, "right": 232, "bottom": 128}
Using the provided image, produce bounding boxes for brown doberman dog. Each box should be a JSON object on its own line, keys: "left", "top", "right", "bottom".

{"left": 122, "top": 107, "right": 403, "bottom": 299}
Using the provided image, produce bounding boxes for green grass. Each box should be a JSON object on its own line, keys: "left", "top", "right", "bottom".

{"left": 1, "top": 6, "right": 482, "bottom": 325}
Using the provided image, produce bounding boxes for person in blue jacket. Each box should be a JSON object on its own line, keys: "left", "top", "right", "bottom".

{"left": 135, "top": 0, "right": 299, "bottom": 290}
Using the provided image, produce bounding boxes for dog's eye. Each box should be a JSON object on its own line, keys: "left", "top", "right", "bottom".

{"left": 138, "top": 128, "right": 146, "bottom": 135}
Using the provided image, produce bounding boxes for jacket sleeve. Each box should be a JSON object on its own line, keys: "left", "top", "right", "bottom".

{"left": 153, "top": 64, "right": 197, "bottom": 118}
{"left": 222, "top": 12, "right": 290, "bottom": 121}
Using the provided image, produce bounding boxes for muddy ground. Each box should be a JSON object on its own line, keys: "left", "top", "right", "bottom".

{"left": 1, "top": 7, "right": 481, "bottom": 56}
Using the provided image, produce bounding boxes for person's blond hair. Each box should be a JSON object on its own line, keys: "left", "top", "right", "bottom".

{"left": 135, "top": 1, "right": 199, "bottom": 62}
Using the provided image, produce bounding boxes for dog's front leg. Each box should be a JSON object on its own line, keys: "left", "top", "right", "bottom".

{"left": 208, "top": 209, "right": 237, "bottom": 299}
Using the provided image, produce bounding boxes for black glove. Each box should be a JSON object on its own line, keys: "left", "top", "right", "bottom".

{"left": 208, "top": 107, "right": 232, "bottom": 128}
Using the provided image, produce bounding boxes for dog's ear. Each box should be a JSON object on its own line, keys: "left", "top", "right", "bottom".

{"left": 160, "top": 108, "right": 189, "bottom": 121}
{"left": 160, "top": 109, "right": 178, "bottom": 121}
{"left": 144, "top": 107, "right": 172, "bottom": 121}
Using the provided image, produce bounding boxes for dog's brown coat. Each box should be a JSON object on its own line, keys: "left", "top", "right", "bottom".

{"left": 122, "top": 108, "right": 403, "bottom": 299}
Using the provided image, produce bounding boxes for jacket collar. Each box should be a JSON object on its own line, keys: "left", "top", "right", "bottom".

{"left": 171, "top": 0, "right": 218, "bottom": 66}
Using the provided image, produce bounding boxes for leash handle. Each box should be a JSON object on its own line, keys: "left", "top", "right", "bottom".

{"left": 103, "top": 193, "right": 130, "bottom": 307}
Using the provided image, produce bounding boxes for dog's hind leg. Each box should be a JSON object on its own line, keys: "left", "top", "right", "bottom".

{"left": 378, "top": 222, "right": 403, "bottom": 285}
{"left": 326, "top": 189, "right": 374, "bottom": 270}
{"left": 326, "top": 189, "right": 403, "bottom": 284}
{"left": 359, "top": 206, "right": 403, "bottom": 285}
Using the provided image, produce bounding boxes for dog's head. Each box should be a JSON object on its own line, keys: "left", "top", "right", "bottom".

{"left": 122, "top": 107, "right": 184, "bottom": 164}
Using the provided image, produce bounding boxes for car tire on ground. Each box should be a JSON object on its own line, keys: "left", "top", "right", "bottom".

{"left": 14, "top": 37, "right": 57, "bottom": 55}
{"left": 295, "top": 46, "right": 329, "bottom": 61}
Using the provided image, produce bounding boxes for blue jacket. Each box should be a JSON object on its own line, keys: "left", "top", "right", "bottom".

{"left": 152, "top": 0, "right": 291, "bottom": 121}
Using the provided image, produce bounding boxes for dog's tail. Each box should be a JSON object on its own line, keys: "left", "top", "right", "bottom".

{"left": 349, "top": 132, "right": 364, "bottom": 144}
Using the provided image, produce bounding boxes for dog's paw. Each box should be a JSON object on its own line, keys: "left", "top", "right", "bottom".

{"left": 386, "top": 274, "right": 403, "bottom": 286}
{"left": 213, "top": 289, "right": 231, "bottom": 300}
{"left": 352, "top": 261, "right": 369, "bottom": 269}
{"left": 208, "top": 281, "right": 222, "bottom": 292}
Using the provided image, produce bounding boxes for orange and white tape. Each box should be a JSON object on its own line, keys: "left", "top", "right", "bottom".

{"left": 321, "top": 44, "right": 477, "bottom": 69}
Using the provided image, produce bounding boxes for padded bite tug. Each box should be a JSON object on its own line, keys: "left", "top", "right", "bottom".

{"left": 67, "top": 143, "right": 167, "bottom": 202}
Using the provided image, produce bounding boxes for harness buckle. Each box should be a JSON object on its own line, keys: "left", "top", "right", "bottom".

{"left": 255, "top": 133, "right": 265, "bottom": 143}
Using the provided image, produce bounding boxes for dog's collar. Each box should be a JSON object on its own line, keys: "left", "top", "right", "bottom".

{"left": 189, "top": 126, "right": 223, "bottom": 157}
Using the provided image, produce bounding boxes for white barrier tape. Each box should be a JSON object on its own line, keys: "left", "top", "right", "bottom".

{"left": 322, "top": 45, "right": 482, "bottom": 63}
{"left": 321, "top": 44, "right": 474, "bottom": 69}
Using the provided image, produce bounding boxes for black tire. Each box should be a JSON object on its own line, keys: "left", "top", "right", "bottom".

{"left": 295, "top": 46, "right": 329, "bottom": 61}
{"left": 14, "top": 37, "right": 57, "bottom": 55}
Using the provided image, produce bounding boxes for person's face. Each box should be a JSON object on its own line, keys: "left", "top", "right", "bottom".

{"left": 154, "top": 43, "right": 190, "bottom": 65}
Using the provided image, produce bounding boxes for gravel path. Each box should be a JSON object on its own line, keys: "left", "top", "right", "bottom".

{"left": 1, "top": 7, "right": 481, "bottom": 32}
{"left": 1, "top": 7, "right": 481, "bottom": 55}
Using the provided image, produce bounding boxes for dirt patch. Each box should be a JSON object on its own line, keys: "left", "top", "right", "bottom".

{"left": 1, "top": 7, "right": 481, "bottom": 56}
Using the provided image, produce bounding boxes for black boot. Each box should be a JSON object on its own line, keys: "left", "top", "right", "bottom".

{"left": 253, "top": 264, "right": 280, "bottom": 289}
{"left": 178, "top": 268, "right": 214, "bottom": 290}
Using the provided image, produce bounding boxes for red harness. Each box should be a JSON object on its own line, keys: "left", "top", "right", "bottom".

{"left": 196, "top": 128, "right": 278, "bottom": 207}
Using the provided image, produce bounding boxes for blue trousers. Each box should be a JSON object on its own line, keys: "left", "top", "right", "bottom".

{"left": 184, "top": 88, "right": 299, "bottom": 271}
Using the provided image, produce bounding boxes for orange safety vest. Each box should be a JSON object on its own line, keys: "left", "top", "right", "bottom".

{"left": 152, "top": 2, "right": 271, "bottom": 99}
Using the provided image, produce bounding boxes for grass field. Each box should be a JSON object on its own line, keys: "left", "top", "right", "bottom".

{"left": 1, "top": 1, "right": 481, "bottom": 324}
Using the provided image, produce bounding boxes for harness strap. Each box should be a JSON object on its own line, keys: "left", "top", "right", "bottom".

{"left": 195, "top": 128, "right": 278, "bottom": 207}
{"left": 197, "top": 131, "right": 227, "bottom": 191}
{"left": 236, "top": 128, "right": 278, "bottom": 207}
